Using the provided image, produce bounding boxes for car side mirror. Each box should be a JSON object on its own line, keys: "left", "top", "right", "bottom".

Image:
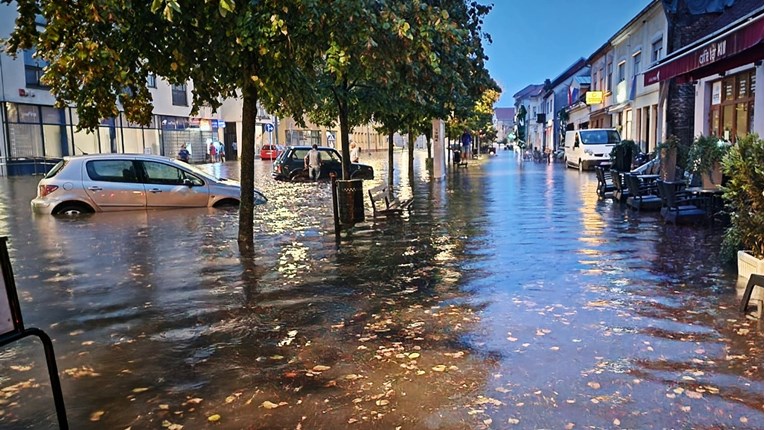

{"left": 183, "top": 178, "right": 194, "bottom": 187}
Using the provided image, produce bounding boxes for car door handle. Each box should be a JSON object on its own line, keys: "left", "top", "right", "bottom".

{"left": 148, "top": 188, "right": 162, "bottom": 193}
{"left": 87, "top": 186, "right": 102, "bottom": 191}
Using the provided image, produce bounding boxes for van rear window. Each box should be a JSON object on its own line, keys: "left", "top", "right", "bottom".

{"left": 580, "top": 130, "right": 621, "bottom": 144}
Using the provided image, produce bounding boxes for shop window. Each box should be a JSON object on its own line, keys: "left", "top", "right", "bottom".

{"left": 710, "top": 69, "right": 756, "bottom": 142}
{"left": 171, "top": 83, "right": 188, "bottom": 106}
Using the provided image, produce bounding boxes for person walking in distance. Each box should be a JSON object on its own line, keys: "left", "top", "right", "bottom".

{"left": 304, "top": 144, "right": 322, "bottom": 181}
{"left": 350, "top": 142, "right": 360, "bottom": 163}
{"left": 177, "top": 143, "right": 190, "bottom": 163}
{"left": 460, "top": 129, "right": 472, "bottom": 160}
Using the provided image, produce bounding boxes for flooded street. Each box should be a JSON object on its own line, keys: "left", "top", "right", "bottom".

{"left": 0, "top": 150, "right": 761, "bottom": 429}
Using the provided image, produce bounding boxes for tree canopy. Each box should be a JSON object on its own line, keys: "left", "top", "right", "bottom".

{"left": 3, "top": 0, "right": 498, "bottom": 251}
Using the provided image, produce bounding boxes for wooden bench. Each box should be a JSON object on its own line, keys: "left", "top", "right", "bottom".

{"left": 368, "top": 185, "right": 414, "bottom": 217}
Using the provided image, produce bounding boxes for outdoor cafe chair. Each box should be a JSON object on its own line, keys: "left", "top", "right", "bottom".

{"left": 656, "top": 180, "right": 707, "bottom": 224}
{"left": 625, "top": 174, "right": 661, "bottom": 211}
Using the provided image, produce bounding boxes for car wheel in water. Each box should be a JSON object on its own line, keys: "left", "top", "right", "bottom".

{"left": 290, "top": 169, "right": 308, "bottom": 183}
{"left": 54, "top": 203, "right": 92, "bottom": 216}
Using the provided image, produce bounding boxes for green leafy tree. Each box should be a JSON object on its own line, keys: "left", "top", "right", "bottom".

{"left": 4, "top": 0, "right": 319, "bottom": 253}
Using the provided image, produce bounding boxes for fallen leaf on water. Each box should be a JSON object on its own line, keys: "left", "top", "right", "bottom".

{"left": 508, "top": 418, "right": 520, "bottom": 425}
{"left": 566, "top": 399, "right": 576, "bottom": 404}
{"left": 507, "top": 336, "right": 518, "bottom": 342}
{"left": 740, "top": 417, "right": 749, "bottom": 423}
{"left": 613, "top": 418, "right": 620, "bottom": 425}
{"left": 408, "top": 353, "right": 420, "bottom": 359}
{"left": 185, "top": 398, "right": 203, "bottom": 405}
{"left": 376, "top": 400, "right": 389, "bottom": 406}
{"left": 81, "top": 341, "right": 95, "bottom": 346}
{"left": 312, "top": 365, "right": 331, "bottom": 372}
{"left": 685, "top": 391, "right": 703, "bottom": 399}
{"left": 69, "top": 330, "right": 84, "bottom": 336}
{"left": 132, "top": 387, "right": 149, "bottom": 393}
{"left": 564, "top": 423, "right": 575, "bottom": 429}
{"left": 587, "top": 382, "right": 600, "bottom": 389}
{"left": 225, "top": 395, "right": 236, "bottom": 404}
{"left": 673, "top": 387, "right": 684, "bottom": 394}
{"left": 495, "top": 387, "right": 510, "bottom": 393}
{"left": 162, "top": 421, "right": 183, "bottom": 430}
{"left": 10, "top": 365, "right": 32, "bottom": 372}
{"left": 262, "top": 401, "right": 281, "bottom": 409}
{"left": 550, "top": 346, "right": 560, "bottom": 351}
{"left": 89, "top": 411, "right": 105, "bottom": 422}
{"left": 681, "top": 406, "right": 691, "bottom": 412}
{"left": 207, "top": 414, "right": 221, "bottom": 422}
{"left": 159, "top": 404, "right": 170, "bottom": 410}
{"left": 287, "top": 330, "right": 298, "bottom": 337}
{"left": 483, "top": 418, "right": 492, "bottom": 425}
{"left": 432, "top": 365, "right": 446, "bottom": 372}
{"left": 345, "top": 374, "right": 362, "bottom": 380}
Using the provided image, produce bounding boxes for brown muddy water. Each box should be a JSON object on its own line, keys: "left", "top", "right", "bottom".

{"left": 0, "top": 150, "right": 761, "bottom": 429}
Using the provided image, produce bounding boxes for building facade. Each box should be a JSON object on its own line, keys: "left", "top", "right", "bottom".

{"left": 644, "top": 0, "right": 763, "bottom": 145}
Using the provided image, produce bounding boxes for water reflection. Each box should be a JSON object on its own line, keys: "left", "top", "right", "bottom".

{"left": 0, "top": 152, "right": 761, "bottom": 430}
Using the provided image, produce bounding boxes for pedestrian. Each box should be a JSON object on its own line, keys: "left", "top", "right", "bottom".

{"left": 216, "top": 141, "right": 225, "bottom": 162}
{"left": 232, "top": 141, "right": 238, "bottom": 160}
{"left": 545, "top": 146, "right": 552, "bottom": 164}
{"left": 350, "top": 142, "right": 360, "bottom": 163}
{"left": 304, "top": 144, "right": 322, "bottom": 181}
{"left": 185, "top": 142, "right": 193, "bottom": 163}
{"left": 177, "top": 144, "right": 190, "bottom": 163}
{"left": 209, "top": 141, "right": 217, "bottom": 163}
{"left": 460, "top": 129, "right": 472, "bottom": 160}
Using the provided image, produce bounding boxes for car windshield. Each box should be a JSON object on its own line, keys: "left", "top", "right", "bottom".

{"left": 580, "top": 130, "right": 621, "bottom": 144}
{"left": 169, "top": 159, "right": 222, "bottom": 182}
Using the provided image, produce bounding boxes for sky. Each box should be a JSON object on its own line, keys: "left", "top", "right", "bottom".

{"left": 483, "top": 0, "right": 653, "bottom": 107}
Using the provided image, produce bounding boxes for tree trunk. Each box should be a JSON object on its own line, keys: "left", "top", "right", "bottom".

{"left": 408, "top": 129, "right": 414, "bottom": 179}
{"left": 426, "top": 128, "right": 432, "bottom": 159}
{"left": 238, "top": 69, "right": 257, "bottom": 255}
{"left": 338, "top": 103, "right": 352, "bottom": 179}
{"left": 388, "top": 132, "right": 394, "bottom": 188}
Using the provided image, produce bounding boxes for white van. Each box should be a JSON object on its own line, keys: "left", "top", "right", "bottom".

{"left": 563, "top": 129, "right": 621, "bottom": 171}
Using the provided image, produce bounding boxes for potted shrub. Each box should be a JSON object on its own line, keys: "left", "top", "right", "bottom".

{"left": 720, "top": 133, "right": 763, "bottom": 281}
{"left": 610, "top": 139, "right": 639, "bottom": 172}
{"left": 687, "top": 135, "right": 730, "bottom": 188}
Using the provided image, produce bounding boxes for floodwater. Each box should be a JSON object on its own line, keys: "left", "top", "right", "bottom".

{"left": 0, "top": 150, "right": 761, "bottom": 430}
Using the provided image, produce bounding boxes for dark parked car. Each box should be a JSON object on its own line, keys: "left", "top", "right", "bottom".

{"left": 272, "top": 146, "right": 374, "bottom": 181}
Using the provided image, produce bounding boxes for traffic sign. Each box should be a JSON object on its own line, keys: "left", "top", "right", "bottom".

{"left": 264, "top": 123, "right": 274, "bottom": 132}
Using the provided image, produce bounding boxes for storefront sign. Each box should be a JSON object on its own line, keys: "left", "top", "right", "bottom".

{"left": 586, "top": 91, "right": 604, "bottom": 105}
{"left": 711, "top": 81, "right": 722, "bottom": 105}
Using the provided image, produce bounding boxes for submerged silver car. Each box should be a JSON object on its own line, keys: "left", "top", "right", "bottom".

{"left": 31, "top": 154, "right": 267, "bottom": 215}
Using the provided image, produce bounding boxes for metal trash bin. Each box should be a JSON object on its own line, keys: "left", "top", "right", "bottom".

{"left": 336, "top": 179, "right": 365, "bottom": 225}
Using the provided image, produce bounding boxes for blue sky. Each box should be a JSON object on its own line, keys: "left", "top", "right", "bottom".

{"left": 483, "top": 0, "right": 653, "bottom": 107}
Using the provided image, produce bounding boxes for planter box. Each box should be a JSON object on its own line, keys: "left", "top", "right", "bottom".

{"left": 738, "top": 250, "right": 764, "bottom": 301}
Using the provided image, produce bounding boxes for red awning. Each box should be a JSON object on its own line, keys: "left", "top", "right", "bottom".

{"left": 643, "top": 15, "right": 763, "bottom": 86}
